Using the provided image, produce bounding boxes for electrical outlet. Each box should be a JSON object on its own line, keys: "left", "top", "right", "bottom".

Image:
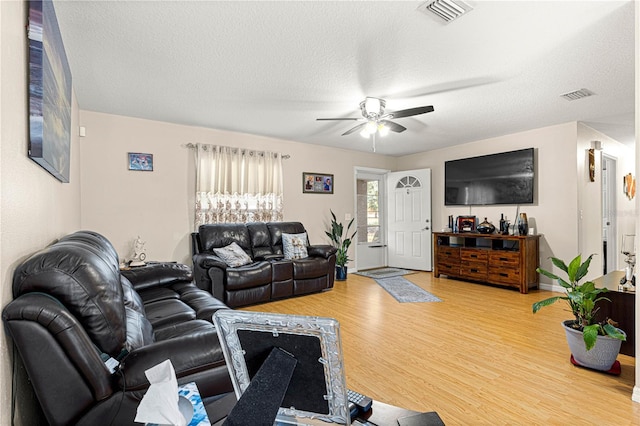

{"left": 345, "top": 213, "right": 352, "bottom": 221}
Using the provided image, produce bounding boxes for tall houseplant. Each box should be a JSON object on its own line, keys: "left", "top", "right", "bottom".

{"left": 533, "top": 254, "right": 626, "bottom": 370}
{"left": 325, "top": 210, "right": 356, "bottom": 281}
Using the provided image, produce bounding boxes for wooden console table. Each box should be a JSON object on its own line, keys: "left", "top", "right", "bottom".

{"left": 433, "top": 232, "right": 540, "bottom": 293}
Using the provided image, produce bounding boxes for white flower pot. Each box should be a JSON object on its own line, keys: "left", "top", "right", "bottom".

{"left": 562, "top": 320, "right": 624, "bottom": 371}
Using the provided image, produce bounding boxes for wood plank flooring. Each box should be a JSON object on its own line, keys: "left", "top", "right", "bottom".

{"left": 242, "top": 272, "right": 640, "bottom": 425}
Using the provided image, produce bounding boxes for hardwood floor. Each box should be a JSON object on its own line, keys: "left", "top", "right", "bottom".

{"left": 242, "top": 272, "right": 640, "bottom": 425}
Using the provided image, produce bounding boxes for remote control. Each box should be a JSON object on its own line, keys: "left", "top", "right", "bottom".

{"left": 347, "top": 389, "right": 373, "bottom": 413}
{"left": 348, "top": 401, "right": 358, "bottom": 420}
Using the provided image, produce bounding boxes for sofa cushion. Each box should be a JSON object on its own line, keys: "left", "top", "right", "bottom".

{"left": 143, "top": 299, "right": 197, "bottom": 328}
{"left": 225, "top": 261, "right": 272, "bottom": 290}
{"left": 267, "top": 222, "right": 306, "bottom": 255}
{"left": 12, "top": 240, "right": 126, "bottom": 356}
{"left": 292, "top": 256, "right": 331, "bottom": 279}
{"left": 121, "top": 276, "right": 155, "bottom": 349}
{"left": 247, "top": 223, "right": 274, "bottom": 259}
{"left": 282, "top": 232, "right": 309, "bottom": 260}
{"left": 199, "top": 223, "right": 252, "bottom": 254}
{"left": 225, "top": 284, "right": 271, "bottom": 307}
{"left": 214, "top": 242, "right": 253, "bottom": 267}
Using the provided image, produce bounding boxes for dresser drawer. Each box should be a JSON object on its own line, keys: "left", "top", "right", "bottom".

{"left": 460, "top": 261, "right": 487, "bottom": 281}
{"left": 488, "top": 267, "right": 521, "bottom": 286}
{"left": 437, "top": 262, "right": 460, "bottom": 276}
{"left": 460, "top": 249, "right": 488, "bottom": 262}
{"left": 437, "top": 246, "right": 460, "bottom": 260}
{"left": 489, "top": 251, "right": 520, "bottom": 267}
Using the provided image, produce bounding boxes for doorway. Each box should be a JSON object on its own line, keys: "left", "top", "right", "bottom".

{"left": 386, "top": 169, "right": 432, "bottom": 271}
{"left": 355, "top": 170, "right": 387, "bottom": 270}
{"left": 602, "top": 154, "right": 617, "bottom": 274}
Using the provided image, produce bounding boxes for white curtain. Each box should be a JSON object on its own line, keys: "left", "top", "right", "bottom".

{"left": 194, "top": 144, "right": 284, "bottom": 227}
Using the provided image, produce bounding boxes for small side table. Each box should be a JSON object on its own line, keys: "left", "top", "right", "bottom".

{"left": 593, "top": 270, "right": 635, "bottom": 357}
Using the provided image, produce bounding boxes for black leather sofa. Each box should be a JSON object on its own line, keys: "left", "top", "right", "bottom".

{"left": 2, "top": 231, "right": 233, "bottom": 425}
{"left": 192, "top": 222, "right": 337, "bottom": 308}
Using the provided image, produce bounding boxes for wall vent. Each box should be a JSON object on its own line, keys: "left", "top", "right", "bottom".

{"left": 560, "top": 88, "right": 595, "bottom": 101}
{"left": 418, "top": 0, "right": 473, "bottom": 23}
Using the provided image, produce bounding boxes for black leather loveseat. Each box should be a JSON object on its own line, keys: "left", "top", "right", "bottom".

{"left": 2, "top": 231, "right": 233, "bottom": 425}
{"left": 192, "top": 222, "right": 337, "bottom": 308}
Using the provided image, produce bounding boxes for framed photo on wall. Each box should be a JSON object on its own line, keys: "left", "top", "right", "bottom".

{"left": 28, "top": 0, "right": 73, "bottom": 183}
{"left": 128, "top": 153, "right": 153, "bottom": 171}
{"left": 303, "top": 172, "right": 333, "bottom": 194}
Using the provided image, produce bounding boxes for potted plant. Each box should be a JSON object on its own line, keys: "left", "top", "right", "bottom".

{"left": 533, "top": 254, "right": 626, "bottom": 371}
{"left": 325, "top": 210, "right": 356, "bottom": 281}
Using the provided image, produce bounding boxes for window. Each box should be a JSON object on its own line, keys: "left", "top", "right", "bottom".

{"left": 193, "top": 144, "right": 284, "bottom": 227}
{"left": 357, "top": 178, "right": 381, "bottom": 244}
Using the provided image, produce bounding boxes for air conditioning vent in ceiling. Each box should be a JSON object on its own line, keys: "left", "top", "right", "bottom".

{"left": 560, "top": 88, "right": 595, "bottom": 101}
{"left": 418, "top": 0, "right": 473, "bottom": 23}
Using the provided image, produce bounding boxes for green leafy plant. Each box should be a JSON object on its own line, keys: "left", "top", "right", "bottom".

{"left": 532, "top": 254, "right": 626, "bottom": 350}
{"left": 325, "top": 210, "right": 356, "bottom": 267}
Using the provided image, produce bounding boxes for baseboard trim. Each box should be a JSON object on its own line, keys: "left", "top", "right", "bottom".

{"left": 539, "top": 283, "right": 564, "bottom": 293}
{"left": 633, "top": 385, "right": 640, "bottom": 403}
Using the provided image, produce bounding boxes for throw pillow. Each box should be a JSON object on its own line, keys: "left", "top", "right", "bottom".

{"left": 282, "top": 232, "right": 309, "bottom": 260}
{"left": 213, "top": 242, "right": 253, "bottom": 267}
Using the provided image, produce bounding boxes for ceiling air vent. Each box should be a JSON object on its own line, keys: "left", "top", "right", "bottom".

{"left": 560, "top": 88, "right": 595, "bottom": 101}
{"left": 418, "top": 0, "right": 473, "bottom": 23}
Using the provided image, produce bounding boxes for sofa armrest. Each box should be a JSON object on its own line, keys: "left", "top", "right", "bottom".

{"left": 308, "top": 245, "right": 337, "bottom": 259}
{"left": 193, "top": 253, "right": 227, "bottom": 270}
{"left": 121, "top": 263, "right": 193, "bottom": 292}
{"left": 118, "top": 330, "right": 225, "bottom": 391}
{"left": 192, "top": 253, "right": 227, "bottom": 295}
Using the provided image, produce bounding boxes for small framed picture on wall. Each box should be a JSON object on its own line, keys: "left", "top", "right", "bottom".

{"left": 303, "top": 172, "right": 333, "bottom": 194}
{"left": 128, "top": 153, "right": 153, "bottom": 171}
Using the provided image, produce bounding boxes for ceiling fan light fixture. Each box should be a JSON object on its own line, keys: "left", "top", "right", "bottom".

{"left": 361, "top": 97, "right": 385, "bottom": 118}
{"left": 378, "top": 123, "right": 390, "bottom": 137}
{"left": 365, "top": 120, "right": 378, "bottom": 134}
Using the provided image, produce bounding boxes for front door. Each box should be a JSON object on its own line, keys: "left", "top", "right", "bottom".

{"left": 386, "top": 169, "right": 432, "bottom": 271}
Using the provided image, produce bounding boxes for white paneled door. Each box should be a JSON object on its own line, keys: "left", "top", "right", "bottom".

{"left": 386, "top": 169, "right": 432, "bottom": 271}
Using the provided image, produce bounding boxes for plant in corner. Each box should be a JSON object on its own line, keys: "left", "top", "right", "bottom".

{"left": 533, "top": 254, "right": 626, "bottom": 371}
{"left": 325, "top": 210, "right": 356, "bottom": 281}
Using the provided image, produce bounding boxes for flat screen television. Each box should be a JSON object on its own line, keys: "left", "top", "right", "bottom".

{"left": 445, "top": 148, "right": 534, "bottom": 206}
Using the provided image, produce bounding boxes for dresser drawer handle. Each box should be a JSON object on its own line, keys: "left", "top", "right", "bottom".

{"left": 499, "top": 257, "right": 508, "bottom": 261}
{"left": 470, "top": 255, "right": 478, "bottom": 258}
{"left": 471, "top": 269, "right": 479, "bottom": 273}
{"left": 499, "top": 273, "right": 508, "bottom": 277}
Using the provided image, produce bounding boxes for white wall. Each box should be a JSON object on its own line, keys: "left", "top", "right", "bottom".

{"left": 396, "top": 122, "right": 581, "bottom": 276}
{"left": 1, "top": 1, "right": 82, "bottom": 424}
{"left": 577, "top": 123, "right": 636, "bottom": 278}
{"left": 634, "top": 0, "right": 640, "bottom": 404}
{"left": 78, "top": 111, "right": 397, "bottom": 266}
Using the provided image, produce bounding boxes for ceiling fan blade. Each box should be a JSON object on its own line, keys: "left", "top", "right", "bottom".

{"left": 380, "top": 120, "right": 406, "bottom": 133}
{"left": 387, "top": 105, "right": 434, "bottom": 119}
{"left": 342, "top": 122, "right": 367, "bottom": 136}
{"left": 316, "top": 117, "right": 361, "bottom": 121}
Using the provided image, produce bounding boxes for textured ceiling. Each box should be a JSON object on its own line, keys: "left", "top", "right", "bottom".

{"left": 53, "top": 0, "right": 636, "bottom": 156}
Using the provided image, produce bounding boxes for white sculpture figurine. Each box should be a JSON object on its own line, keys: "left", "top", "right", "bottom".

{"left": 130, "top": 236, "right": 147, "bottom": 267}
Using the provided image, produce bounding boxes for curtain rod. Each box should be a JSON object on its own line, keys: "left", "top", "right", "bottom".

{"left": 184, "top": 143, "right": 290, "bottom": 159}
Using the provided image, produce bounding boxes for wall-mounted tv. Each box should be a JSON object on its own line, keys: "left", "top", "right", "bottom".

{"left": 445, "top": 148, "right": 534, "bottom": 206}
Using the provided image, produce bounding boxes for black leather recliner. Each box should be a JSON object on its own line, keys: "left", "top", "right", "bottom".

{"left": 192, "top": 222, "right": 337, "bottom": 308}
{"left": 2, "top": 231, "right": 233, "bottom": 425}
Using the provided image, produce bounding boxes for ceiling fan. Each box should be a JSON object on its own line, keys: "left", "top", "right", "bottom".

{"left": 316, "top": 97, "right": 434, "bottom": 151}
